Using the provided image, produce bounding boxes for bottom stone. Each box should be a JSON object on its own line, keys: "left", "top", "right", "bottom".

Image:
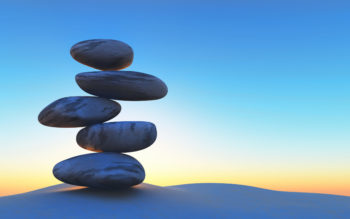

{"left": 53, "top": 152, "right": 145, "bottom": 189}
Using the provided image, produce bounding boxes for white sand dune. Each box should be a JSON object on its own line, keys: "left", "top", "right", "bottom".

{"left": 0, "top": 183, "right": 349, "bottom": 218}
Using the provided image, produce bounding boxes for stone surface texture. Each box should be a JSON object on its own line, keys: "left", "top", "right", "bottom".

{"left": 70, "top": 39, "right": 133, "bottom": 70}
{"left": 76, "top": 121, "right": 157, "bottom": 152}
{"left": 53, "top": 152, "right": 145, "bottom": 189}
{"left": 76, "top": 71, "right": 168, "bottom": 101}
{"left": 38, "top": 96, "right": 121, "bottom": 127}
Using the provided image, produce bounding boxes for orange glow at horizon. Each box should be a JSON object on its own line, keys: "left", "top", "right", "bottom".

{"left": 1, "top": 170, "right": 349, "bottom": 197}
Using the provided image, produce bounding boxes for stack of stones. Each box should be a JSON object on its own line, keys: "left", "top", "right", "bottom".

{"left": 38, "top": 39, "right": 167, "bottom": 189}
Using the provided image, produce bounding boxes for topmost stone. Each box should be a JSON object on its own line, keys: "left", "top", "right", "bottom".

{"left": 70, "top": 39, "right": 134, "bottom": 71}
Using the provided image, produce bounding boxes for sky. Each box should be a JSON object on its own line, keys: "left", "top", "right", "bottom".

{"left": 0, "top": 0, "right": 349, "bottom": 196}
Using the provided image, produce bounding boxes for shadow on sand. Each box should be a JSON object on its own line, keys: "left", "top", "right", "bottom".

{"left": 52, "top": 183, "right": 156, "bottom": 200}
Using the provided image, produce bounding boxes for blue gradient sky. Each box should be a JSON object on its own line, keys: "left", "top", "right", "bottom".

{"left": 1, "top": 0, "right": 349, "bottom": 196}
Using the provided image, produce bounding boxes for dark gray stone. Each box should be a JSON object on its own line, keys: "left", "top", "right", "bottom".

{"left": 38, "top": 96, "right": 121, "bottom": 127}
{"left": 76, "top": 122, "right": 157, "bottom": 152}
{"left": 75, "top": 71, "right": 168, "bottom": 101}
{"left": 53, "top": 153, "right": 145, "bottom": 189}
{"left": 70, "top": 39, "right": 133, "bottom": 70}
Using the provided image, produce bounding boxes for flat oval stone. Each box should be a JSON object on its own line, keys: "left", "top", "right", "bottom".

{"left": 76, "top": 122, "right": 157, "bottom": 152}
{"left": 70, "top": 39, "right": 133, "bottom": 70}
{"left": 76, "top": 71, "right": 168, "bottom": 101}
{"left": 53, "top": 153, "right": 145, "bottom": 189}
{"left": 38, "top": 96, "right": 121, "bottom": 127}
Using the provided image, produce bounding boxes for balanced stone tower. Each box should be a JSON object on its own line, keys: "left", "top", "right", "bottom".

{"left": 38, "top": 39, "right": 167, "bottom": 189}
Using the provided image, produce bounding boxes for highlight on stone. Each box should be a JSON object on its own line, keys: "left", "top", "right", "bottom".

{"left": 38, "top": 39, "right": 167, "bottom": 189}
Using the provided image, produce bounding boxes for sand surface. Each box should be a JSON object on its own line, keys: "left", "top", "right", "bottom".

{"left": 0, "top": 183, "right": 349, "bottom": 218}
